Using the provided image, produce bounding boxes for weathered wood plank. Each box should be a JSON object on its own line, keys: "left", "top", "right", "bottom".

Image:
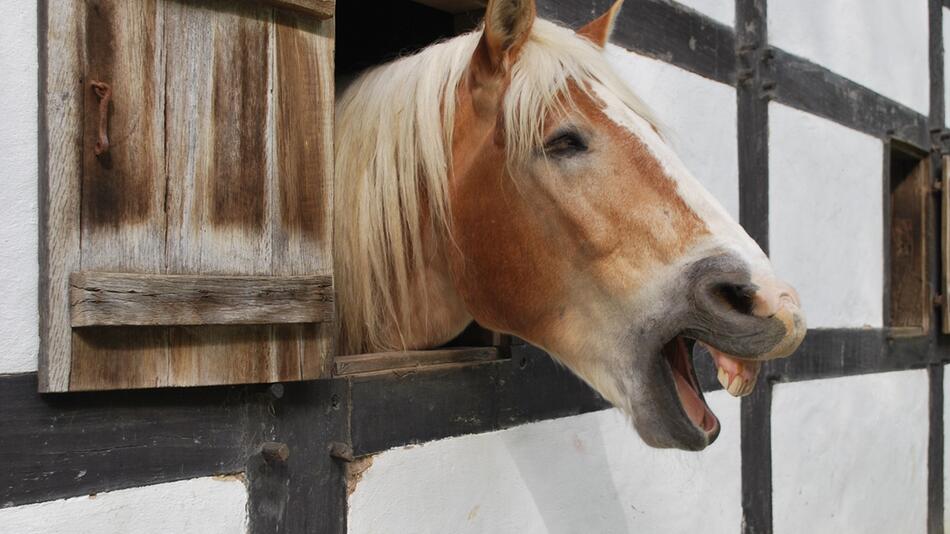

{"left": 39, "top": 1, "right": 85, "bottom": 392}
{"left": 70, "top": 272, "right": 334, "bottom": 327}
{"left": 273, "top": 10, "right": 336, "bottom": 379}
{"left": 70, "top": 0, "right": 170, "bottom": 391}
{"left": 265, "top": 0, "right": 335, "bottom": 19}
{"left": 889, "top": 152, "right": 930, "bottom": 333}
{"left": 334, "top": 347, "right": 498, "bottom": 376}
{"left": 164, "top": 1, "right": 285, "bottom": 387}
{"left": 43, "top": 0, "right": 337, "bottom": 391}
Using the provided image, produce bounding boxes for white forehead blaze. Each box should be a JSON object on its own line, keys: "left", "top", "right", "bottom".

{"left": 590, "top": 82, "right": 772, "bottom": 273}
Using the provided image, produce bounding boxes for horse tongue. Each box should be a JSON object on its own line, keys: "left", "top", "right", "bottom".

{"left": 701, "top": 342, "right": 761, "bottom": 397}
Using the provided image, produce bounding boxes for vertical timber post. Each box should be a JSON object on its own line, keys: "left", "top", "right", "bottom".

{"left": 736, "top": 0, "right": 773, "bottom": 532}
{"left": 928, "top": 3, "right": 945, "bottom": 533}
{"left": 247, "top": 380, "right": 351, "bottom": 534}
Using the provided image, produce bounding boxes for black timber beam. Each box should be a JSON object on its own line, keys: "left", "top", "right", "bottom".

{"left": 735, "top": 0, "right": 772, "bottom": 531}
{"left": 542, "top": 0, "right": 930, "bottom": 151}
{"left": 770, "top": 49, "right": 931, "bottom": 149}
{"left": 538, "top": 0, "right": 736, "bottom": 85}
{"left": 0, "top": 327, "right": 945, "bottom": 509}
{"left": 0, "top": 374, "right": 350, "bottom": 534}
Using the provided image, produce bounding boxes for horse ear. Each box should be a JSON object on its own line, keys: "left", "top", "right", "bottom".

{"left": 477, "top": 0, "right": 536, "bottom": 73}
{"left": 578, "top": 0, "right": 624, "bottom": 48}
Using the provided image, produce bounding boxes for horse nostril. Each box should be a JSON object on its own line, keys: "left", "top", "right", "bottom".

{"left": 714, "top": 283, "right": 757, "bottom": 316}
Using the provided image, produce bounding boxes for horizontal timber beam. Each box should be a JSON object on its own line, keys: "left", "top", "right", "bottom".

{"left": 542, "top": 0, "right": 930, "bottom": 149}
{"left": 770, "top": 49, "right": 931, "bottom": 149}
{"left": 539, "top": 0, "right": 737, "bottom": 85}
{"left": 260, "top": 0, "right": 334, "bottom": 18}
{"left": 0, "top": 327, "right": 945, "bottom": 507}
{"left": 334, "top": 347, "right": 499, "bottom": 377}
{"left": 69, "top": 272, "right": 333, "bottom": 327}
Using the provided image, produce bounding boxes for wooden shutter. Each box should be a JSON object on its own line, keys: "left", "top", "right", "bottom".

{"left": 40, "top": 0, "right": 336, "bottom": 392}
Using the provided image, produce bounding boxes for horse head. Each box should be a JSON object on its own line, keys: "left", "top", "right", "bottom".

{"left": 335, "top": 0, "right": 806, "bottom": 451}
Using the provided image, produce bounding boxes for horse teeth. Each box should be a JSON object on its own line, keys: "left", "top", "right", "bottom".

{"left": 717, "top": 367, "right": 730, "bottom": 391}
{"left": 727, "top": 375, "right": 747, "bottom": 397}
{"left": 717, "top": 365, "right": 759, "bottom": 397}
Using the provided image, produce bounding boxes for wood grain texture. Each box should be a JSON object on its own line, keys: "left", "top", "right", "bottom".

{"left": 265, "top": 0, "right": 335, "bottom": 19}
{"left": 39, "top": 1, "right": 85, "bottom": 391}
{"left": 889, "top": 155, "right": 930, "bottom": 333}
{"left": 273, "top": 10, "right": 336, "bottom": 379}
{"left": 70, "top": 0, "right": 171, "bottom": 391}
{"left": 164, "top": 1, "right": 286, "bottom": 387}
{"left": 334, "top": 347, "right": 498, "bottom": 376}
{"left": 70, "top": 272, "right": 333, "bottom": 327}
{"left": 42, "top": 0, "right": 337, "bottom": 391}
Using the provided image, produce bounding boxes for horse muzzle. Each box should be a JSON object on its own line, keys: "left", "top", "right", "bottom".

{"left": 681, "top": 255, "right": 806, "bottom": 397}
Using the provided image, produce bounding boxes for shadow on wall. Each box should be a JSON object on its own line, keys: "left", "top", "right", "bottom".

{"left": 502, "top": 414, "right": 630, "bottom": 534}
{"left": 501, "top": 403, "right": 741, "bottom": 533}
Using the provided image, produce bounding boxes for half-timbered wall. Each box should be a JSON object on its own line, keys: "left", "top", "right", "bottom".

{"left": 1, "top": 0, "right": 948, "bottom": 533}
{"left": 345, "top": 1, "right": 945, "bottom": 533}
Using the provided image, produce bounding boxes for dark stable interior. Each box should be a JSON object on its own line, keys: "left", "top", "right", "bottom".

{"left": 335, "top": 1, "right": 473, "bottom": 77}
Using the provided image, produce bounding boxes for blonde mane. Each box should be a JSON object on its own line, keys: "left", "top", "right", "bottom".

{"left": 334, "top": 19, "right": 656, "bottom": 354}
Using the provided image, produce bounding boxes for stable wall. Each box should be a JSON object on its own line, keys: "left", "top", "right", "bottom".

{"left": 349, "top": 395, "right": 741, "bottom": 534}
{"left": 0, "top": 477, "right": 248, "bottom": 534}
{"left": 0, "top": 0, "right": 39, "bottom": 374}
{"left": 768, "top": 102, "right": 883, "bottom": 328}
{"left": 772, "top": 371, "right": 929, "bottom": 534}
{"left": 0, "top": 0, "right": 253, "bottom": 530}
{"left": 0, "top": 0, "right": 946, "bottom": 532}
{"left": 769, "top": 0, "right": 930, "bottom": 115}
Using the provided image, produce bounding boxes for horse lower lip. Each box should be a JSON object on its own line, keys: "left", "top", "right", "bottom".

{"left": 701, "top": 341, "right": 761, "bottom": 397}
{"left": 663, "top": 336, "right": 718, "bottom": 432}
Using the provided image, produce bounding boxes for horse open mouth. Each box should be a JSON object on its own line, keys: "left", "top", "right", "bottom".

{"left": 662, "top": 335, "right": 763, "bottom": 435}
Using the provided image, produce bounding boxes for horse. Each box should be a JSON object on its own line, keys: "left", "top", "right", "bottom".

{"left": 333, "top": 0, "right": 806, "bottom": 451}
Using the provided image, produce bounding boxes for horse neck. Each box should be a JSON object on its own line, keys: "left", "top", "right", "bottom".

{"left": 374, "top": 229, "right": 472, "bottom": 353}
{"left": 412, "top": 232, "right": 473, "bottom": 346}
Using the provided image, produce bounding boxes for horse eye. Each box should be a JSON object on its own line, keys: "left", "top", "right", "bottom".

{"left": 544, "top": 131, "right": 588, "bottom": 157}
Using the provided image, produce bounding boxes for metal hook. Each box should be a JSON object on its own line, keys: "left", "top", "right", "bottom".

{"left": 90, "top": 80, "right": 112, "bottom": 156}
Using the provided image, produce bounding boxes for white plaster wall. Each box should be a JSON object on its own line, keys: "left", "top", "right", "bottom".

{"left": 349, "top": 392, "right": 741, "bottom": 534}
{"left": 769, "top": 0, "right": 930, "bottom": 115}
{"left": 769, "top": 102, "right": 883, "bottom": 328}
{"left": 772, "top": 371, "right": 929, "bottom": 534}
{"left": 671, "top": 0, "right": 734, "bottom": 28}
{"left": 606, "top": 46, "right": 739, "bottom": 220}
{"left": 0, "top": 477, "right": 248, "bottom": 534}
{"left": 0, "top": 0, "right": 39, "bottom": 374}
